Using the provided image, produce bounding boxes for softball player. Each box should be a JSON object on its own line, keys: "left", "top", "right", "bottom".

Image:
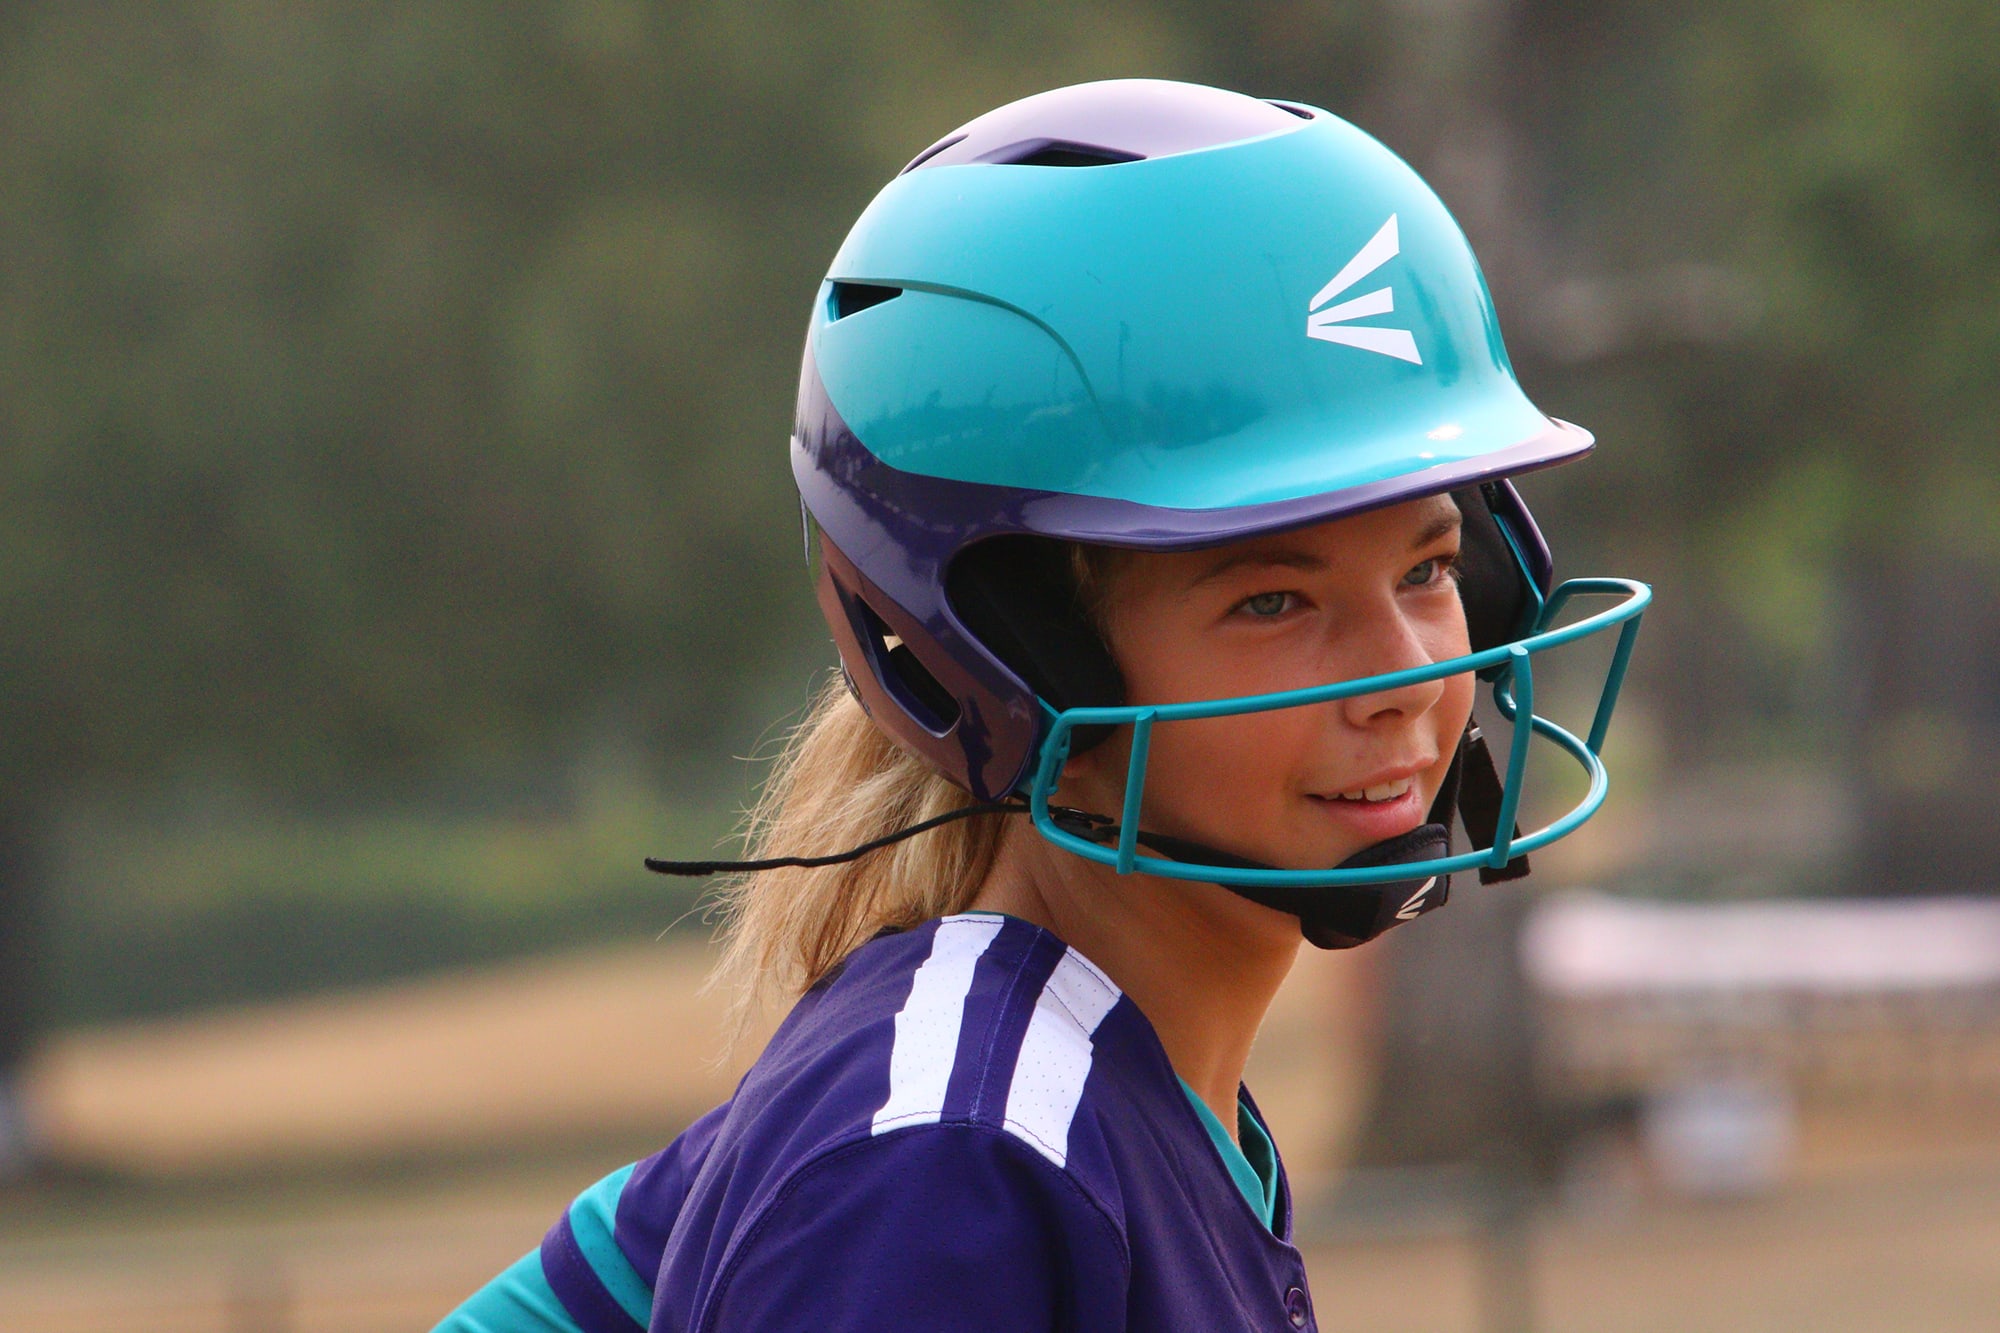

{"left": 437, "top": 78, "right": 1646, "bottom": 1332}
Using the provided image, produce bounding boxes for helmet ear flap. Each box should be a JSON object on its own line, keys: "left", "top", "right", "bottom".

{"left": 1452, "top": 482, "right": 1548, "bottom": 652}
{"left": 947, "top": 537, "right": 1125, "bottom": 752}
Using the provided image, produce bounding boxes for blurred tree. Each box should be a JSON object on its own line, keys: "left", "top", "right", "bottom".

{"left": 0, "top": 0, "right": 1191, "bottom": 1030}
{"left": 1501, "top": 0, "right": 2000, "bottom": 892}
{"left": 0, "top": 1, "right": 1186, "bottom": 808}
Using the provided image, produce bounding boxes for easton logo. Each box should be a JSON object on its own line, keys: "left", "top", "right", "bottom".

{"left": 1394, "top": 876, "right": 1440, "bottom": 921}
{"left": 1305, "top": 215, "right": 1423, "bottom": 365}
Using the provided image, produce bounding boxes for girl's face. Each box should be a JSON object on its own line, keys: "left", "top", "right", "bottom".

{"left": 1067, "top": 494, "right": 1476, "bottom": 875}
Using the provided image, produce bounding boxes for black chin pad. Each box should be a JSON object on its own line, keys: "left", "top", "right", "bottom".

{"left": 1104, "top": 819, "right": 1454, "bottom": 951}
{"left": 947, "top": 536, "right": 1125, "bottom": 749}
{"left": 1453, "top": 484, "right": 1540, "bottom": 653}
{"left": 1295, "top": 825, "right": 1452, "bottom": 949}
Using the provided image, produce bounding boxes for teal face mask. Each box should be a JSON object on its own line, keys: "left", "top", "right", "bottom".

{"left": 1025, "top": 577, "right": 1649, "bottom": 895}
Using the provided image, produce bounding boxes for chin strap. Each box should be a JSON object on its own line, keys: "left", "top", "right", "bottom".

{"left": 645, "top": 726, "right": 1530, "bottom": 949}
{"left": 1459, "top": 725, "right": 1531, "bottom": 885}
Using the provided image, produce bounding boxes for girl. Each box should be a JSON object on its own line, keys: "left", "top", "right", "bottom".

{"left": 439, "top": 78, "right": 1645, "bottom": 1333}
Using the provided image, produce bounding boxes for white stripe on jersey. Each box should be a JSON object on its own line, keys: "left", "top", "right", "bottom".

{"left": 871, "top": 914, "right": 1005, "bottom": 1134}
{"left": 1002, "top": 946, "right": 1122, "bottom": 1169}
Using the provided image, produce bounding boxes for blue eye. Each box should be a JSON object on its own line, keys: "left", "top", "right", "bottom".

{"left": 1403, "top": 555, "right": 1457, "bottom": 587}
{"left": 1242, "top": 591, "right": 1293, "bottom": 617}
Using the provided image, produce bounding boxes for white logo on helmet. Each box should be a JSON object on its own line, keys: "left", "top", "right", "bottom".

{"left": 1305, "top": 215, "right": 1423, "bottom": 365}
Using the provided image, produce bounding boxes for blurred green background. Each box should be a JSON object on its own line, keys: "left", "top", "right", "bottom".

{"left": 4, "top": 3, "right": 1999, "bottom": 1330}
{"left": 7, "top": 0, "right": 1994, "bottom": 1027}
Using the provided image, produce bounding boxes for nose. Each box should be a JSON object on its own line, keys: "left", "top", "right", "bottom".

{"left": 1334, "top": 606, "right": 1449, "bottom": 730}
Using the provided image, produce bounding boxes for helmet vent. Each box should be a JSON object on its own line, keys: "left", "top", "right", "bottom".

{"left": 829, "top": 282, "right": 902, "bottom": 320}
{"left": 857, "top": 600, "right": 961, "bottom": 733}
{"left": 898, "top": 82, "right": 1309, "bottom": 175}
{"left": 985, "top": 139, "right": 1144, "bottom": 168}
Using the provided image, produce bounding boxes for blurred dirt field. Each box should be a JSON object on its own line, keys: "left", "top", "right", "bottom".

{"left": 7, "top": 941, "right": 2000, "bottom": 1332}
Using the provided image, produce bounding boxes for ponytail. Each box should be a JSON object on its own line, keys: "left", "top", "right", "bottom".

{"left": 706, "top": 543, "right": 1126, "bottom": 1041}
{"left": 706, "top": 675, "right": 1006, "bottom": 1039}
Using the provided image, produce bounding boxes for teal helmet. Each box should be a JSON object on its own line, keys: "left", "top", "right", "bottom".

{"left": 794, "top": 79, "right": 1647, "bottom": 946}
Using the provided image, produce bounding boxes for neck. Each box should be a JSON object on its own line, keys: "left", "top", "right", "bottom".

{"left": 968, "top": 819, "right": 1301, "bottom": 1140}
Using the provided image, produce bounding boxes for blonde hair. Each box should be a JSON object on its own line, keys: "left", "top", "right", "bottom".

{"left": 706, "top": 543, "right": 1124, "bottom": 1039}
{"left": 706, "top": 674, "right": 1007, "bottom": 1035}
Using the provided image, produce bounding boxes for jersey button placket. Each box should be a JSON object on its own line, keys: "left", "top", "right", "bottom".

{"left": 1284, "top": 1284, "right": 1312, "bottom": 1329}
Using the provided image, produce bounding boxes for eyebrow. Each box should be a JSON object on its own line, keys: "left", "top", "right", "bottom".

{"left": 1186, "top": 505, "right": 1462, "bottom": 588}
{"left": 1410, "top": 508, "right": 1462, "bottom": 550}
{"left": 1188, "top": 548, "right": 1328, "bottom": 587}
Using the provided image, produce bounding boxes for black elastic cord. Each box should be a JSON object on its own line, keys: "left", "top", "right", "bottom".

{"left": 644, "top": 798, "right": 1032, "bottom": 877}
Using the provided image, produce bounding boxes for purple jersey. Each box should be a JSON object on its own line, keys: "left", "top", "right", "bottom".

{"left": 538, "top": 913, "right": 1318, "bottom": 1331}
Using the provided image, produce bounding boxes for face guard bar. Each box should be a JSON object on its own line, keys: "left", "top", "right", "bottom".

{"left": 1026, "top": 577, "right": 1650, "bottom": 886}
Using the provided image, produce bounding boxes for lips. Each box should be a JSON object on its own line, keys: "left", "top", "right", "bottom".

{"left": 1302, "top": 785, "right": 1426, "bottom": 844}
{"left": 1302, "top": 762, "right": 1437, "bottom": 847}
{"left": 1314, "top": 759, "right": 1435, "bottom": 806}
{"left": 1329, "top": 776, "right": 1413, "bottom": 803}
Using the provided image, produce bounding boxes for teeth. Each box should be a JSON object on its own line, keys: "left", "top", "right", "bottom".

{"left": 1334, "top": 778, "right": 1412, "bottom": 802}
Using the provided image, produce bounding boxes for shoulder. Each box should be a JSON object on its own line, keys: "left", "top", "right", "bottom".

{"left": 749, "top": 1118, "right": 1129, "bottom": 1258}
{"left": 778, "top": 912, "right": 1132, "bottom": 1175}
{"left": 656, "top": 915, "right": 1163, "bottom": 1327}
{"left": 696, "top": 1121, "right": 1130, "bottom": 1333}
{"left": 530, "top": 1103, "right": 733, "bottom": 1332}
{"left": 729, "top": 910, "right": 1144, "bottom": 1238}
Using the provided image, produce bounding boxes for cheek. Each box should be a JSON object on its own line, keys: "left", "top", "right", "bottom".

{"left": 1440, "top": 667, "right": 1477, "bottom": 731}
{"left": 1420, "top": 596, "right": 1476, "bottom": 749}
{"left": 1428, "top": 670, "right": 1479, "bottom": 795}
{"left": 1062, "top": 709, "right": 1309, "bottom": 835}
{"left": 1121, "top": 708, "right": 1321, "bottom": 833}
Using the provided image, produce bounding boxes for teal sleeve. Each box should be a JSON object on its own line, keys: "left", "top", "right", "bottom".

{"left": 433, "top": 1162, "right": 654, "bottom": 1333}
{"left": 431, "top": 1249, "right": 584, "bottom": 1333}
{"left": 565, "top": 1163, "right": 654, "bottom": 1325}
